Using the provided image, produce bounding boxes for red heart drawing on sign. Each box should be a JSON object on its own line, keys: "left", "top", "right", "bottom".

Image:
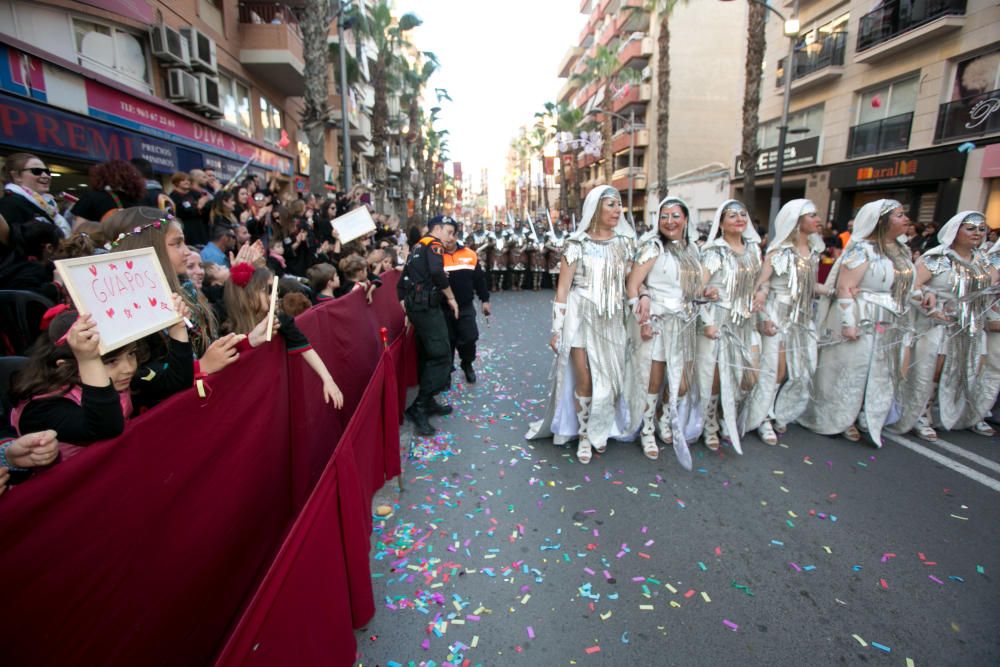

{"left": 88, "top": 265, "right": 98, "bottom": 276}
{"left": 106, "top": 308, "right": 115, "bottom": 319}
{"left": 133, "top": 302, "right": 140, "bottom": 310}
{"left": 126, "top": 260, "right": 134, "bottom": 270}
{"left": 109, "top": 263, "right": 118, "bottom": 271}
{"left": 148, "top": 297, "right": 157, "bottom": 307}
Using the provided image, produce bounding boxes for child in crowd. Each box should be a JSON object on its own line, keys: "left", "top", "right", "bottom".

{"left": 336, "top": 255, "right": 376, "bottom": 301}
{"left": 9, "top": 296, "right": 192, "bottom": 446}
{"left": 307, "top": 262, "right": 339, "bottom": 303}
{"left": 223, "top": 263, "right": 344, "bottom": 408}
{"left": 281, "top": 292, "right": 312, "bottom": 318}
{"left": 267, "top": 238, "right": 287, "bottom": 277}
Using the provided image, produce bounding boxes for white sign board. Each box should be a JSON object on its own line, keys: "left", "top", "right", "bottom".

{"left": 332, "top": 206, "right": 376, "bottom": 244}
{"left": 54, "top": 247, "right": 182, "bottom": 354}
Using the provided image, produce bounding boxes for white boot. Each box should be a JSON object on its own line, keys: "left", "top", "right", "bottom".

{"left": 656, "top": 401, "right": 673, "bottom": 444}
{"left": 575, "top": 393, "right": 593, "bottom": 464}
{"left": 641, "top": 393, "right": 659, "bottom": 460}
{"left": 758, "top": 420, "right": 777, "bottom": 446}
{"left": 914, "top": 385, "right": 938, "bottom": 442}
{"left": 704, "top": 395, "right": 720, "bottom": 451}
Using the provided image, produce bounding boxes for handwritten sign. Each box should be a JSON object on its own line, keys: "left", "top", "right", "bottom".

{"left": 332, "top": 206, "right": 376, "bottom": 244}
{"left": 54, "top": 247, "right": 182, "bottom": 354}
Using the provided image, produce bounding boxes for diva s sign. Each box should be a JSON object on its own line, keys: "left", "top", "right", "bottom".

{"left": 55, "top": 247, "right": 182, "bottom": 354}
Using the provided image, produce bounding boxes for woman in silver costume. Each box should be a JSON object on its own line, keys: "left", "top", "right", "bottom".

{"left": 894, "top": 211, "right": 995, "bottom": 439}
{"left": 625, "top": 196, "right": 709, "bottom": 468}
{"left": 525, "top": 186, "right": 636, "bottom": 464}
{"left": 961, "top": 235, "right": 1000, "bottom": 431}
{"left": 800, "top": 199, "right": 916, "bottom": 447}
{"left": 695, "top": 200, "right": 762, "bottom": 454}
{"left": 745, "top": 199, "right": 827, "bottom": 445}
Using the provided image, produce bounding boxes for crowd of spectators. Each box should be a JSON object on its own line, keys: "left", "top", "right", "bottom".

{"left": 0, "top": 152, "right": 416, "bottom": 495}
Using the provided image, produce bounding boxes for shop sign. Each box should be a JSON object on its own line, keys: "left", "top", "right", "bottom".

{"left": 0, "top": 93, "right": 178, "bottom": 171}
{"left": 84, "top": 80, "right": 292, "bottom": 174}
{"left": 829, "top": 149, "right": 967, "bottom": 188}
{"left": 734, "top": 136, "right": 820, "bottom": 177}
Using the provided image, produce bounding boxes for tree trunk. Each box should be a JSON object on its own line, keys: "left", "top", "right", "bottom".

{"left": 741, "top": 2, "right": 766, "bottom": 212}
{"left": 655, "top": 12, "right": 670, "bottom": 201}
{"left": 371, "top": 53, "right": 390, "bottom": 212}
{"left": 300, "top": 0, "right": 332, "bottom": 196}
{"left": 541, "top": 153, "right": 550, "bottom": 212}
{"left": 571, "top": 154, "right": 581, "bottom": 217}
{"left": 602, "top": 114, "right": 614, "bottom": 183}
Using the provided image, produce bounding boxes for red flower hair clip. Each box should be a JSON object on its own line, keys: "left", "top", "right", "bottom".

{"left": 230, "top": 262, "right": 255, "bottom": 288}
{"left": 40, "top": 303, "right": 71, "bottom": 332}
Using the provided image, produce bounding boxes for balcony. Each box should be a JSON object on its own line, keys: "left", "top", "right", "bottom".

{"left": 611, "top": 127, "right": 650, "bottom": 154}
{"left": 558, "top": 45, "right": 584, "bottom": 78}
{"left": 776, "top": 32, "right": 846, "bottom": 92}
{"left": 598, "top": 19, "right": 617, "bottom": 46}
{"left": 856, "top": 0, "right": 966, "bottom": 63}
{"left": 237, "top": 3, "right": 305, "bottom": 98}
{"left": 578, "top": 151, "right": 600, "bottom": 169}
{"left": 613, "top": 4, "right": 650, "bottom": 34}
{"left": 934, "top": 89, "right": 1000, "bottom": 143}
{"left": 557, "top": 77, "right": 581, "bottom": 104}
{"left": 847, "top": 112, "right": 913, "bottom": 158}
{"left": 611, "top": 82, "right": 651, "bottom": 113}
{"left": 617, "top": 35, "right": 653, "bottom": 71}
{"left": 611, "top": 166, "right": 646, "bottom": 192}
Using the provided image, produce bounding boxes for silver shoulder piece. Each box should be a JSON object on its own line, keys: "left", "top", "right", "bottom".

{"left": 842, "top": 241, "right": 873, "bottom": 270}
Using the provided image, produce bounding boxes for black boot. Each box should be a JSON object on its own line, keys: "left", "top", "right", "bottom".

{"left": 427, "top": 395, "right": 453, "bottom": 415}
{"left": 405, "top": 398, "right": 436, "bottom": 435}
{"left": 462, "top": 362, "right": 477, "bottom": 384}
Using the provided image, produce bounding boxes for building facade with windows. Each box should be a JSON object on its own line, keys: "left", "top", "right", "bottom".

{"left": 748, "top": 0, "right": 1000, "bottom": 230}
{"left": 556, "top": 0, "right": 746, "bottom": 230}
{"left": 0, "top": 0, "right": 336, "bottom": 196}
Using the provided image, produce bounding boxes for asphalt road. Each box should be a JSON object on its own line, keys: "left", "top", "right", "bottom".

{"left": 357, "top": 288, "right": 999, "bottom": 667}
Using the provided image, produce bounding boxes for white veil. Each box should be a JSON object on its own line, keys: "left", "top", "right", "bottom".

{"left": 706, "top": 199, "right": 761, "bottom": 245}
{"left": 922, "top": 210, "right": 985, "bottom": 257}
{"left": 768, "top": 198, "right": 825, "bottom": 254}
{"left": 571, "top": 185, "right": 636, "bottom": 241}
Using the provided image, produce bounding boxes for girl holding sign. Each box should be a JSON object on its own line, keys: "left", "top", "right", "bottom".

{"left": 223, "top": 263, "right": 344, "bottom": 409}
{"left": 9, "top": 297, "right": 190, "bottom": 447}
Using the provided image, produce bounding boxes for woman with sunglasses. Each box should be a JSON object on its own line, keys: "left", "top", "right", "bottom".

{"left": 0, "top": 153, "right": 70, "bottom": 235}
{"left": 893, "top": 211, "right": 995, "bottom": 439}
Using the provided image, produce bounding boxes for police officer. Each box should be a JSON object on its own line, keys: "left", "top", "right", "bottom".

{"left": 443, "top": 223, "right": 491, "bottom": 384}
{"left": 398, "top": 215, "right": 461, "bottom": 435}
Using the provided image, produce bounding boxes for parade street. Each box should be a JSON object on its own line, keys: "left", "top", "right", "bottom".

{"left": 358, "top": 289, "right": 999, "bottom": 667}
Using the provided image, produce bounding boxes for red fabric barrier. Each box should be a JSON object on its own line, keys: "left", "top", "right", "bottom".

{"left": 0, "top": 274, "right": 416, "bottom": 667}
{"left": 0, "top": 342, "right": 294, "bottom": 666}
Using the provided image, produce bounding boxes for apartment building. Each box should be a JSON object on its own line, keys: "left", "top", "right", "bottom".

{"left": 0, "top": 0, "right": 344, "bottom": 195}
{"left": 556, "top": 0, "right": 746, "bottom": 228}
{"left": 749, "top": 0, "right": 1000, "bottom": 230}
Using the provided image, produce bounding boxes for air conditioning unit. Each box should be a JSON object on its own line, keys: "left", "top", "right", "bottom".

{"left": 149, "top": 25, "right": 189, "bottom": 68}
{"left": 195, "top": 73, "right": 223, "bottom": 117}
{"left": 167, "top": 68, "right": 200, "bottom": 105}
{"left": 641, "top": 65, "right": 652, "bottom": 81}
{"left": 180, "top": 26, "right": 217, "bottom": 74}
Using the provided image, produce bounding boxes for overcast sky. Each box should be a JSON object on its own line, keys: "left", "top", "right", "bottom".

{"left": 396, "top": 0, "right": 587, "bottom": 208}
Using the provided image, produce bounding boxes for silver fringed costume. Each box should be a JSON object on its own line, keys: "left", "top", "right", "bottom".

{"left": 625, "top": 196, "right": 703, "bottom": 470}
{"left": 894, "top": 212, "right": 993, "bottom": 434}
{"left": 695, "top": 200, "right": 762, "bottom": 454}
{"left": 744, "top": 199, "right": 823, "bottom": 433}
{"left": 800, "top": 199, "right": 915, "bottom": 446}
{"left": 961, "top": 237, "right": 1000, "bottom": 428}
{"left": 526, "top": 186, "right": 636, "bottom": 450}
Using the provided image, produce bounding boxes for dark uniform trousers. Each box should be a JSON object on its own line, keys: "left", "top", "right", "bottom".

{"left": 445, "top": 302, "right": 478, "bottom": 366}
{"left": 407, "top": 301, "right": 452, "bottom": 399}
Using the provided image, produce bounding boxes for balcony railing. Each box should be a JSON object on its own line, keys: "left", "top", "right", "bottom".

{"left": 776, "top": 32, "right": 846, "bottom": 88}
{"left": 847, "top": 112, "right": 913, "bottom": 158}
{"left": 934, "top": 89, "right": 1000, "bottom": 142}
{"left": 238, "top": 2, "right": 299, "bottom": 27}
{"left": 857, "top": 0, "right": 965, "bottom": 52}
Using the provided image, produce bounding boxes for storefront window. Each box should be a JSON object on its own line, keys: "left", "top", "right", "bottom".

{"left": 259, "top": 96, "right": 283, "bottom": 145}
{"left": 952, "top": 50, "right": 1000, "bottom": 101}
{"left": 72, "top": 18, "right": 150, "bottom": 93}
{"left": 219, "top": 73, "right": 252, "bottom": 137}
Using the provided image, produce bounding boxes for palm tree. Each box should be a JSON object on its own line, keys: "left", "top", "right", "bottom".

{"left": 529, "top": 119, "right": 552, "bottom": 212}
{"left": 740, "top": 2, "right": 767, "bottom": 211}
{"left": 573, "top": 44, "right": 641, "bottom": 183}
{"left": 352, "top": 1, "right": 422, "bottom": 213}
{"left": 640, "top": 0, "right": 683, "bottom": 200}
{"left": 300, "top": 0, "right": 337, "bottom": 196}
{"left": 399, "top": 54, "right": 439, "bottom": 218}
{"left": 543, "top": 101, "right": 584, "bottom": 217}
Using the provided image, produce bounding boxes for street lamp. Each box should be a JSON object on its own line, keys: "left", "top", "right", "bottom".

{"left": 588, "top": 107, "right": 636, "bottom": 227}
{"left": 723, "top": 0, "right": 799, "bottom": 237}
